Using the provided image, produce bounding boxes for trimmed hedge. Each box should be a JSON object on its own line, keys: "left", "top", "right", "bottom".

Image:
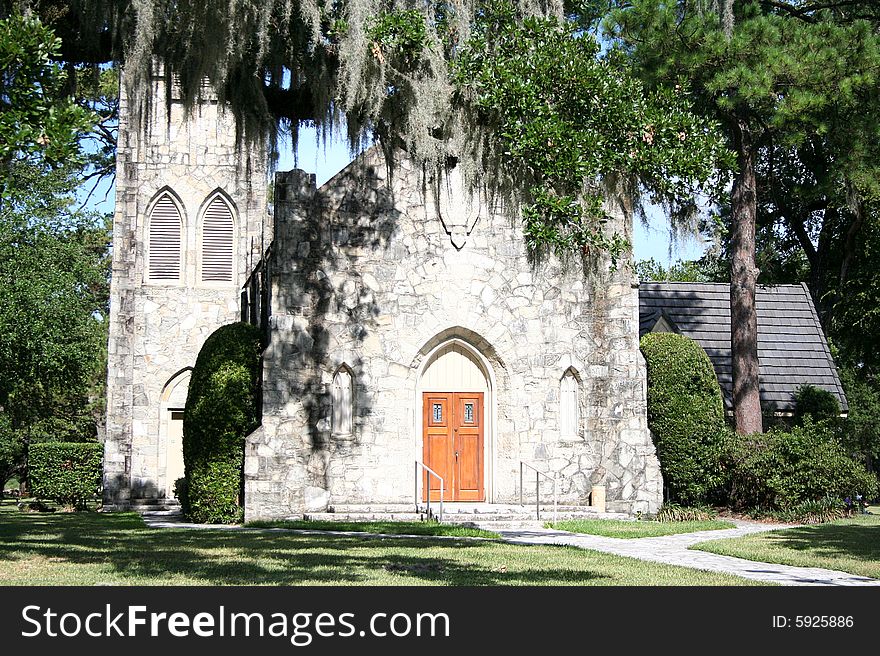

{"left": 640, "top": 332, "right": 727, "bottom": 505}
{"left": 726, "top": 420, "right": 879, "bottom": 510}
{"left": 183, "top": 322, "right": 261, "bottom": 523}
{"left": 29, "top": 442, "right": 102, "bottom": 508}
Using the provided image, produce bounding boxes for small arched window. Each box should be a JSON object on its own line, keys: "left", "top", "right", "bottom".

{"left": 332, "top": 367, "right": 353, "bottom": 436}
{"left": 148, "top": 192, "right": 183, "bottom": 281}
{"left": 560, "top": 369, "right": 579, "bottom": 438}
{"left": 201, "top": 194, "right": 235, "bottom": 283}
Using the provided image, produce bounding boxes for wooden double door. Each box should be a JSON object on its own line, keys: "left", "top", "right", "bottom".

{"left": 422, "top": 392, "right": 484, "bottom": 501}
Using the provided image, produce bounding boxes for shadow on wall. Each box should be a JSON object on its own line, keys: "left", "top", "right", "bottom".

{"left": 280, "top": 160, "right": 401, "bottom": 492}
{"left": 130, "top": 478, "right": 161, "bottom": 500}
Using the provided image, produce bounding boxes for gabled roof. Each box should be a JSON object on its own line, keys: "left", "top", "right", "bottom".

{"left": 639, "top": 282, "right": 847, "bottom": 415}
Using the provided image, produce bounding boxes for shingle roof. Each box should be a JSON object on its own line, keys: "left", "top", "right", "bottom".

{"left": 638, "top": 282, "right": 847, "bottom": 414}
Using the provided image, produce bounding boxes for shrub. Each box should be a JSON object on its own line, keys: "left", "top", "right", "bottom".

{"left": 727, "top": 420, "right": 879, "bottom": 510}
{"left": 654, "top": 503, "right": 717, "bottom": 522}
{"left": 184, "top": 323, "right": 261, "bottom": 524}
{"left": 794, "top": 384, "right": 840, "bottom": 425}
{"left": 783, "top": 496, "right": 846, "bottom": 524}
{"left": 837, "top": 366, "right": 880, "bottom": 478}
{"left": 28, "top": 442, "right": 102, "bottom": 509}
{"left": 173, "top": 477, "right": 188, "bottom": 515}
{"left": 640, "top": 332, "right": 727, "bottom": 505}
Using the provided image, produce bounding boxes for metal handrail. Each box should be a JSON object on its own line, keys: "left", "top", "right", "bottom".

{"left": 415, "top": 461, "right": 444, "bottom": 522}
{"left": 520, "top": 461, "right": 558, "bottom": 523}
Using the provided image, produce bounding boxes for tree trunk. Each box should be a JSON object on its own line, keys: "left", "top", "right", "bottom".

{"left": 730, "top": 119, "right": 763, "bottom": 434}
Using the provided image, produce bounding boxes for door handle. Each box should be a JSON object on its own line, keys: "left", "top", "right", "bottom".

{"left": 455, "top": 451, "right": 459, "bottom": 459}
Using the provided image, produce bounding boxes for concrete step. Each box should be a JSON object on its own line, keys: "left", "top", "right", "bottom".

{"left": 326, "top": 503, "right": 616, "bottom": 515}
{"left": 139, "top": 509, "right": 184, "bottom": 519}
{"left": 301, "top": 510, "right": 627, "bottom": 524}
{"left": 131, "top": 498, "right": 181, "bottom": 513}
{"left": 303, "top": 512, "right": 430, "bottom": 522}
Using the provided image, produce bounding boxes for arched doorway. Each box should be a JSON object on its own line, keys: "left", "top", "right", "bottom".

{"left": 417, "top": 339, "right": 492, "bottom": 502}
{"left": 159, "top": 368, "right": 191, "bottom": 498}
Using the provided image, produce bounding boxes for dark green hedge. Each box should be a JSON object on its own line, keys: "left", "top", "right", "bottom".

{"left": 640, "top": 332, "right": 727, "bottom": 505}
{"left": 726, "top": 420, "right": 879, "bottom": 509}
{"left": 29, "top": 442, "right": 102, "bottom": 508}
{"left": 183, "top": 322, "right": 261, "bottom": 523}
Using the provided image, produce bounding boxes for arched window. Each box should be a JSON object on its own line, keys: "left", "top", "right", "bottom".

{"left": 332, "top": 367, "right": 353, "bottom": 435}
{"left": 201, "top": 194, "right": 235, "bottom": 282}
{"left": 560, "top": 369, "right": 579, "bottom": 438}
{"left": 148, "top": 192, "right": 183, "bottom": 281}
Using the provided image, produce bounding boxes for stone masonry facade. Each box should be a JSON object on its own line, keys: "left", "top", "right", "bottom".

{"left": 103, "top": 74, "right": 267, "bottom": 507}
{"left": 106, "top": 80, "right": 663, "bottom": 515}
{"left": 243, "top": 147, "right": 663, "bottom": 520}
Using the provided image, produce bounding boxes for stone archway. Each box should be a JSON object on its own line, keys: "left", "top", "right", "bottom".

{"left": 415, "top": 338, "right": 494, "bottom": 502}
{"left": 159, "top": 368, "right": 191, "bottom": 498}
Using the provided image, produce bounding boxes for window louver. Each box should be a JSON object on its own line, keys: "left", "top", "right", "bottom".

{"left": 148, "top": 195, "right": 182, "bottom": 281}
{"left": 201, "top": 197, "right": 235, "bottom": 282}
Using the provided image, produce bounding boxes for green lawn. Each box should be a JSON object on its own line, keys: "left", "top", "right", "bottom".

{"left": 0, "top": 503, "right": 759, "bottom": 585}
{"left": 246, "top": 519, "right": 499, "bottom": 539}
{"left": 548, "top": 518, "right": 736, "bottom": 538}
{"left": 691, "top": 507, "right": 880, "bottom": 580}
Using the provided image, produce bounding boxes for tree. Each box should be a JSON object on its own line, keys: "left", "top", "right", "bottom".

{"left": 635, "top": 257, "right": 719, "bottom": 283}
{"left": 0, "top": 11, "right": 93, "bottom": 194}
{"left": 0, "top": 163, "right": 109, "bottom": 490}
{"left": 607, "top": 0, "right": 880, "bottom": 433}
{"left": 0, "top": 12, "right": 109, "bottom": 491}
{"left": 10, "top": 2, "right": 729, "bottom": 254}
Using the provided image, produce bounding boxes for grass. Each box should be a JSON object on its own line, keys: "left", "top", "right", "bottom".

{"left": 548, "top": 518, "right": 736, "bottom": 538}
{"left": 246, "top": 519, "right": 499, "bottom": 539}
{"left": 691, "top": 506, "right": 880, "bottom": 580}
{"left": 0, "top": 502, "right": 758, "bottom": 586}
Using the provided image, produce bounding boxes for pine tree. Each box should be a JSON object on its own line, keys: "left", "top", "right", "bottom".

{"left": 607, "top": 0, "right": 880, "bottom": 433}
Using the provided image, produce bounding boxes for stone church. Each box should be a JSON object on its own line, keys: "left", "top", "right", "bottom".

{"left": 103, "top": 72, "right": 664, "bottom": 520}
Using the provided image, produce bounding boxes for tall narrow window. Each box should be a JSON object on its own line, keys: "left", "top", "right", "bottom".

{"left": 201, "top": 194, "right": 235, "bottom": 282}
{"left": 148, "top": 193, "right": 182, "bottom": 281}
{"left": 560, "top": 370, "right": 579, "bottom": 438}
{"left": 332, "top": 367, "right": 353, "bottom": 435}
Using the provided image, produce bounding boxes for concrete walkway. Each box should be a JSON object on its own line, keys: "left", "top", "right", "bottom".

{"left": 497, "top": 521, "right": 880, "bottom": 586}
{"left": 139, "top": 512, "right": 880, "bottom": 586}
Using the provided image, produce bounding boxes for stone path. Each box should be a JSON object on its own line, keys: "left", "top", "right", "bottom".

{"left": 139, "top": 512, "right": 880, "bottom": 586}
{"left": 497, "top": 521, "right": 880, "bottom": 586}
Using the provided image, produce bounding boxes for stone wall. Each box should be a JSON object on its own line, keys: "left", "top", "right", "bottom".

{"left": 244, "top": 147, "right": 662, "bottom": 520}
{"left": 103, "top": 74, "right": 268, "bottom": 506}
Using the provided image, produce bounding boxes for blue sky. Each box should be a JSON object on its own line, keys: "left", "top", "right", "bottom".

{"left": 85, "top": 125, "right": 708, "bottom": 265}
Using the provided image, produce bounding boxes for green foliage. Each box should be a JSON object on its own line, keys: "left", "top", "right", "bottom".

{"left": 0, "top": 413, "right": 24, "bottom": 493}
{"left": 635, "top": 257, "right": 720, "bottom": 283}
{"left": 640, "top": 332, "right": 727, "bottom": 505}
{"left": 782, "top": 497, "right": 846, "bottom": 525}
{"left": 0, "top": 13, "right": 94, "bottom": 187}
{"left": 0, "top": 164, "right": 110, "bottom": 435}
{"left": 793, "top": 385, "right": 840, "bottom": 425}
{"left": 452, "top": 2, "right": 731, "bottom": 264}
{"left": 183, "top": 323, "right": 261, "bottom": 524}
{"left": 173, "top": 477, "right": 189, "bottom": 515}
{"left": 837, "top": 366, "right": 880, "bottom": 472}
{"left": 726, "top": 421, "right": 879, "bottom": 510}
{"left": 828, "top": 211, "right": 880, "bottom": 370}
{"left": 609, "top": 0, "right": 880, "bottom": 378}
{"left": 654, "top": 503, "right": 717, "bottom": 523}
{"left": 0, "top": 13, "right": 110, "bottom": 492}
{"left": 28, "top": 442, "right": 102, "bottom": 509}
{"left": 368, "top": 9, "right": 430, "bottom": 70}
